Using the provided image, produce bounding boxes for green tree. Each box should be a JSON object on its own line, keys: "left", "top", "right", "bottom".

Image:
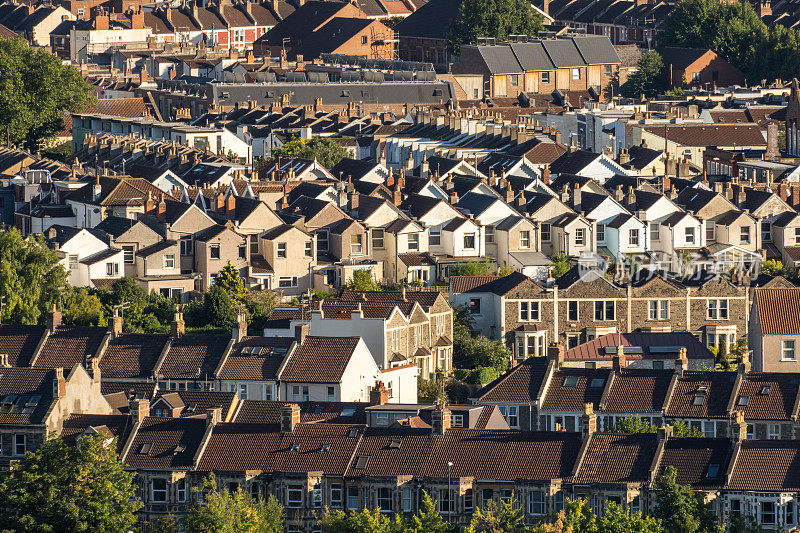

{"left": 0, "top": 433, "right": 141, "bottom": 532}
{"left": 454, "top": 329, "right": 511, "bottom": 373}
{"left": 596, "top": 502, "right": 665, "bottom": 533}
{"left": 272, "top": 136, "right": 349, "bottom": 168}
{"left": 0, "top": 37, "right": 93, "bottom": 149}
{"left": 62, "top": 287, "right": 107, "bottom": 327}
{"left": 244, "top": 289, "right": 279, "bottom": 333}
{"left": 319, "top": 507, "right": 405, "bottom": 533}
{"left": 447, "top": 0, "right": 545, "bottom": 54}
{"left": 612, "top": 417, "right": 703, "bottom": 438}
{"left": 185, "top": 476, "right": 284, "bottom": 533}
{"left": 449, "top": 260, "right": 497, "bottom": 277}
{"left": 550, "top": 254, "right": 570, "bottom": 278}
{"left": 760, "top": 259, "right": 785, "bottom": 277}
{"left": 186, "top": 284, "right": 239, "bottom": 329}
{"left": 467, "top": 496, "right": 527, "bottom": 532}
{"left": 105, "top": 277, "right": 175, "bottom": 333}
{"left": 653, "top": 466, "right": 722, "bottom": 533}
{"left": 214, "top": 261, "right": 248, "bottom": 300}
{"left": 407, "top": 492, "right": 453, "bottom": 533}
{"left": 347, "top": 269, "right": 380, "bottom": 291}
{"left": 552, "top": 498, "right": 596, "bottom": 533}
{"left": 621, "top": 51, "right": 666, "bottom": 98}
{"left": 0, "top": 228, "right": 67, "bottom": 324}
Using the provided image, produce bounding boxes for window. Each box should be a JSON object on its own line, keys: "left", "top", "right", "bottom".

{"left": 762, "top": 221, "right": 772, "bottom": 242}
{"left": 555, "top": 491, "right": 564, "bottom": 511}
{"left": 509, "top": 74, "right": 519, "bottom": 86}
{"left": 291, "top": 385, "right": 309, "bottom": 402}
{"left": 177, "top": 478, "right": 187, "bottom": 502}
{"left": 541, "top": 71, "right": 550, "bottom": 84}
{"left": 277, "top": 242, "right": 287, "bottom": 258}
{"left": 279, "top": 276, "right": 298, "bottom": 288}
{"left": 402, "top": 487, "right": 413, "bottom": 512}
{"left": 464, "top": 488, "right": 473, "bottom": 512}
{"left": 762, "top": 501, "right": 776, "bottom": 525}
{"left": 649, "top": 300, "right": 669, "bottom": 320}
{"left": 499, "top": 405, "right": 518, "bottom": 427}
{"left": 500, "top": 489, "right": 513, "bottom": 504}
{"left": 529, "top": 491, "right": 545, "bottom": 515}
{"left": 650, "top": 222, "right": 660, "bottom": 242}
{"left": 407, "top": 233, "right": 419, "bottom": 251}
{"left": 376, "top": 412, "right": 389, "bottom": 426}
{"left": 604, "top": 64, "right": 613, "bottom": 76}
{"left": 740, "top": 226, "right": 751, "bottom": 244}
{"left": 469, "top": 298, "right": 481, "bottom": 315}
{"left": 429, "top": 227, "right": 441, "bottom": 246}
{"left": 327, "top": 386, "right": 335, "bottom": 402}
{"left": 795, "top": 227, "right": 800, "bottom": 245}
{"left": 567, "top": 334, "right": 580, "bottom": 349}
{"left": 485, "top": 226, "right": 494, "bottom": 243}
{"left": 783, "top": 339, "right": 797, "bottom": 361}
{"left": 318, "top": 230, "right": 329, "bottom": 252}
{"left": 234, "top": 28, "right": 245, "bottom": 43}
{"left": 210, "top": 244, "right": 220, "bottom": 259}
{"left": 13, "top": 434, "right": 25, "bottom": 456}
{"left": 377, "top": 488, "right": 392, "bottom": 512}
{"left": 164, "top": 254, "right": 175, "bottom": 269}
{"left": 572, "top": 68, "right": 580, "bottom": 80}
{"left": 768, "top": 424, "right": 780, "bottom": 439}
{"left": 350, "top": 234, "right": 363, "bottom": 254}
{"left": 653, "top": 360, "right": 664, "bottom": 370}
{"left": 629, "top": 228, "right": 639, "bottom": 246}
{"left": 685, "top": 227, "right": 696, "bottom": 244}
{"left": 372, "top": 229, "right": 384, "bottom": 249}
{"left": 787, "top": 500, "right": 796, "bottom": 525}
{"left": 238, "top": 243, "right": 247, "bottom": 259}
{"left": 519, "top": 301, "right": 540, "bottom": 321}
{"left": 152, "top": 479, "right": 168, "bottom": 502}
{"left": 180, "top": 235, "right": 193, "bottom": 256}
{"left": 361, "top": 35, "right": 368, "bottom": 44}
{"left": 122, "top": 245, "right": 135, "bottom": 264}
{"left": 520, "top": 230, "right": 530, "bottom": 248}
{"left": 597, "top": 224, "right": 605, "bottom": 243}
{"left": 707, "top": 299, "right": 728, "bottom": 319}
{"left": 287, "top": 486, "right": 303, "bottom": 508}
{"left": 106, "top": 262, "right": 119, "bottom": 276}
{"left": 238, "top": 383, "right": 248, "bottom": 400}
{"left": 250, "top": 234, "right": 258, "bottom": 254}
{"left": 568, "top": 301, "right": 579, "bottom": 321}
{"left": 464, "top": 233, "right": 476, "bottom": 249}
{"left": 331, "top": 483, "right": 343, "bottom": 508}
{"left": 730, "top": 499, "right": 741, "bottom": 517}
{"left": 450, "top": 414, "right": 464, "bottom": 427}
{"left": 439, "top": 488, "right": 454, "bottom": 514}
{"left": 541, "top": 223, "right": 551, "bottom": 242}
{"left": 575, "top": 228, "right": 586, "bottom": 246}
{"left": 594, "top": 300, "right": 615, "bottom": 321}
{"left": 347, "top": 487, "right": 359, "bottom": 509}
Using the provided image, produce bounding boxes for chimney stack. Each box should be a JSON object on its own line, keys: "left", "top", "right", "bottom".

{"left": 110, "top": 309, "right": 124, "bottom": 338}
{"left": 47, "top": 304, "right": 62, "bottom": 333}
{"left": 206, "top": 406, "right": 222, "bottom": 428}
{"left": 581, "top": 403, "right": 597, "bottom": 437}
{"left": 232, "top": 311, "right": 248, "bottom": 342}
{"left": 281, "top": 403, "right": 301, "bottom": 433}
{"left": 171, "top": 310, "right": 185, "bottom": 338}
{"left": 548, "top": 342, "right": 565, "bottom": 369}
{"left": 53, "top": 368, "right": 66, "bottom": 398}
{"left": 431, "top": 403, "right": 451, "bottom": 435}
{"left": 369, "top": 381, "right": 389, "bottom": 406}
{"left": 294, "top": 323, "right": 309, "bottom": 344}
{"left": 131, "top": 398, "right": 150, "bottom": 424}
{"left": 730, "top": 411, "right": 747, "bottom": 442}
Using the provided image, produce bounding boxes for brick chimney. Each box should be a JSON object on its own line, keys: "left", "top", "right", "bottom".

{"left": 281, "top": 403, "right": 301, "bottom": 433}
{"left": 548, "top": 342, "right": 565, "bottom": 369}
{"left": 581, "top": 402, "right": 596, "bottom": 437}
{"left": 130, "top": 398, "right": 150, "bottom": 423}
{"left": 738, "top": 351, "right": 751, "bottom": 375}
{"left": 675, "top": 347, "right": 688, "bottom": 376}
{"left": 232, "top": 311, "right": 248, "bottom": 342}
{"left": 657, "top": 424, "right": 673, "bottom": 441}
{"left": 730, "top": 410, "right": 747, "bottom": 442}
{"left": 432, "top": 403, "right": 451, "bottom": 435}
{"left": 47, "top": 304, "right": 62, "bottom": 333}
{"left": 157, "top": 195, "right": 167, "bottom": 221}
{"left": 206, "top": 406, "right": 222, "bottom": 428}
{"left": 171, "top": 310, "right": 185, "bottom": 338}
{"left": 370, "top": 381, "right": 389, "bottom": 406}
{"left": 53, "top": 368, "right": 66, "bottom": 398}
{"left": 294, "top": 323, "right": 309, "bottom": 344}
{"left": 110, "top": 309, "right": 124, "bottom": 338}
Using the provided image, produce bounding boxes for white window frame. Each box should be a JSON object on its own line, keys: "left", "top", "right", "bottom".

{"left": 164, "top": 254, "right": 175, "bottom": 269}
{"left": 541, "top": 223, "right": 551, "bottom": 242}
{"left": 597, "top": 223, "right": 605, "bottom": 243}
{"left": 106, "top": 262, "right": 119, "bottom": 276}
{"left": 350, "top": 234, "right": 363, "bottom": 254}
{"left": 13, "top": 434, "right": 25, "bottom": 456}
{"left": 650, "top": 222, "right": 660, "bottom": 242}
{"left": 463, "top": 232, "right": 476, "bottom": 250}
{"left": 286, "top": 486, "right": 303, "bottom": 508}
{"left": 429, "top": 227, "right": 441, "bottom": 246}
{"left": 783, "top": 339, "right": 796, "bottom": 361}
{"left": 318, "top": 230, "right": 329, "bottom": 252}
{"left": 331, "top": 483, "right": 343, "bottom": 508}
{"left": 518, "top": 301, "right": 540, "bottom": 322}
{"left": 629, "top": 228, "right": 639, "bottom": 246}
{"left": 151, "top": 478, "right": 168, "bottom": 503}
{"left": 372, "top": 228, "right": 384, "bottom": 249}
{"left": 685, "top": 226, "right": 695, "bottom": 245}
{"left": 648, "top": 300, "right": 669, "bottom": 320}
{"left": 278, "top": 276, "right": 298, "bottom": 288}
{"left": 122, "top": 245, "right": 135, "bottom": 264}
{"left": 407, "top": 233, "right": 420, "bottom": 251}
{"left": 209, "top": 243, "right": 220, "bottom": 260}
{"left": 277, "top": 242, "right": 287, "bottom": 258}
{"left": 707, "top": 299, "right": 729, "bottom": 320}
{"left": 520, "top": 230, "right": 530, "bottom": 248}
{"left": 575, "top": 228, "right": 586, "bottom": 246}
{"left": 377, "top": 487, "right": 393, "bottom": 512}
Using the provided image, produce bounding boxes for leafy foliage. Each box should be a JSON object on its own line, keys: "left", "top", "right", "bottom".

{"left": 467, "top": 497, "right": 527, "bottom": 532}
{"left": 186, "top": 284, "right": 240, "bottom": 329}
{"left": 0, "top": 433, "right": 141, "bottom": 532}
{"left": 449, "top": 260, "right": 497, "bottom": 277}
{"left": 347, "top": 269, "right": 380, "bottom": 291}
{"left": 653, "top": 466, "right": 723, "bottom": 533}
{"left": 104, "top": 277, "right": 175, "bottom": 333}
{"left": 549, "top": 254, "right": 570, "bottom": 278}
{"left": 185, "top": 475, "right": 285, "bottom": 533}
{"left": 0, "top": 229, "right": 67, "bottom": 324}
{"left": 760, "top": 259, "right": 786, "bottom": 277}
{"left": 320, "top": 491, "right": 453, "bottom": 533}
{"left": 213, "top": 262, "right": 248, "bottom": 300}
{"left": 62, "top": 287, "right": 106, "bottom": 327}
{"left": 453, "top": 315, "right": 511, "bottom": 374}
{"left": 271, "top": 136, "right": 349, "bottom": 168}
{"left": 594, "top": 502, "right": 665, "bottom": 533}
{"left": 447, "top": 0, "right": 545, "bottom": 54}
{"left": 621, "top": 51, "right": 666, "bottom": 98}
{"left": 0, "top": 37, "right": 93, "bottom": 148}
{"left": 613, "top": 417, "right": 703, "bottom": 438}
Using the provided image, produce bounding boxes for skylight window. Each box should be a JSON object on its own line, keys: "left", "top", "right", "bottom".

{"left": 589, "top": 378, "right": 606, "bottom": 388}
{"left": 138, "top": 442, "right": 153, "bottom": 455}
{"left": 341, "top": 408, "right": 356, "bottom": 417}
{"left": 706, "top": 464, "right": 720, "bottom": 478}
{"left": 692, "top": 394, "right": 706, "bottom": 406}
{"left": 388, "top": 439, "right": 402, "bottom": 449}
{"left": 354, "top": 455, "right": 370, "bottom": 469}
{"left": 737, "top": 396, "right": 749, "bottom": 406}
{"left": 563, "top": 376, "right": 579, "bottom": 388}
{"left": 321, "top": 444, "right": 331, "bottom": 453}
{"left": 290, "top": 443, "right": 301, "bottom": 453}
{"left": 760, "top": 385, "right": 772, "bottom": 395}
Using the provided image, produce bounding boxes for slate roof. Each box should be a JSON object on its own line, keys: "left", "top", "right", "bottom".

{"left": 660, "top": 47, "right": 711, "bottom": 70}
{"left": 394, "top": 0, "right": 462, "bottom": 39}
{"left": 571, "top": 36, "right": 621, "bottom": 64}
{"left": 550, "top": 150, "right": 601, "bottom": 175}
{"left": 279, "top": 336, "right": 360, "bottom": 383}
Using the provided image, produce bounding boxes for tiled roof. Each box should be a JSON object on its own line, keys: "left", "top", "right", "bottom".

{"left": 158, "top": 334, "right": 231, "bottom": 380}
{"left": 665, "top": 371, "right": 737, "bottom": 419}
{"left": 61, "top": 414, "right": 134, "bottom": 454}
{"left": 196, "top": 422, "right": 363, "bottom": 475}
{"left": 217, "top": 336, "right": 293, "bottom": 380}
{"left": 641, "top": 124, "right": 766, "bottom": 147}
{"left": 728, "top": 440, "right": 800, "bottom": 491}
{"left": 602, "top": 369, "right": 674, "bottom": 414}
{"left": 449, "top": 275, "right": 500, "bottom": 293}
{"left": 34, "top": 326, "right": 107, "bottom": 369}
{"left": 162, "top": 391, "right": 238, "bottom": 420}
{"left": 398, "top": 252, "right": 436, "bottom": 267}
{"left": 124, "top": 417, "right": 206, "bottom": 469}
{"left": 279, "top": 336, "right": 360, "bottom": 383}
{"left": 233, "top": 400, "right": 368, "bottom": 424}
{"left": 573, "top": 433, "right": 657, "bottom": 484}
{"left": 0, "top": 324, "right": 47, "bottom": 367}
{"left": 339, "top": 289, "right": 443, "bottom": 309}
{"left": 657, "top": 437, "right": 731, "bottom": 489}
{"left": 100, "top": 334, "right": 169, "bottom": 379}
{"left": 735, "top": 372, "right": 800, "bottom": 421}
{"left": 0, "top": 367, "right": 57, "bottom": 425}
{"left": 753, "top": 288, "right": 800, "bottom": 334}
{"left": 564, "top": 332, "right": 712, "bottom": 361}
{"left": 451, "top": 271, "right": 536, "bottom": 295}
{"left": 473, "top": 356, "right": 550, "bottom": 402}
{"left": 540, "top": 369, "right": 610, "bottom": 412}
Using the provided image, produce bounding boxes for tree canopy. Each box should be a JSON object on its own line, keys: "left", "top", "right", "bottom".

{"left": 0, "top": 434, "right": 141, "bottom": 532}
{"left": 621, "top": 51, "right": 666, "bottom": 98}
{"left": 185, "top": 476, "right": 284, "bottom": 533}
{"left": 271, "top": 136, "right": 349, "bottom": 168}
{"left": 447, "top": 0, "right": 545, "bottom": 54}
{"left": 449, "top": 260, "right": 497, "bottom": 277}
{"left": 653, "top": 466, "right": 723, "bottom": 533}
{"left": 0, "top": 37, "right": 93, "bottom": 149}
{"left": 347, "top": 269, "right": 380, "bottom": 291}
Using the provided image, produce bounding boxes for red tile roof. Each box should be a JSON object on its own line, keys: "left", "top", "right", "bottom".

{"left": 735, "top": 372, "right": 800, "bottom": 421}
{"left": 573, "top": 433, "right": 657, "bottom": 484}
{"left": 217, "top": 336, "right": 294, "bottom": 380}
{"left": 753, "top": 288, "right": 800, "bottom": 334}
{"left": 473, "top": 356, "right": 550, "bottom": 402}
{"left": 100, "top": 333, "right": 169, "bottom": 379}
{"left": 665, "top": 371, "right": 737, "bottom": 419}
{"left": 540, "top": 369, "right": 611, "bottom": 412}
{"left": 279, "top": 337, "right": 361, "bottom": 383}
{"left": 158, "top": 334, "right": 231, "bottom": 380}
{"left": 124, "top": 417, "right": 206, "bottom": 469}
{"left": 657, "top": 437, "right": 731, "bottom": 489}
{"left": 641, "top": 124, "right": 766, "bottom": 148}
{"left": 34, "top": 326, "right": 107, "bottom": 369}
{"left": 602, "top": 369, "right": 674, "bottom": 414}
{"left": 0, "top": 324, "right": 47, "bottom": 366}
{"left": 728, "top": 440, "right": 800, "bottom": 491}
